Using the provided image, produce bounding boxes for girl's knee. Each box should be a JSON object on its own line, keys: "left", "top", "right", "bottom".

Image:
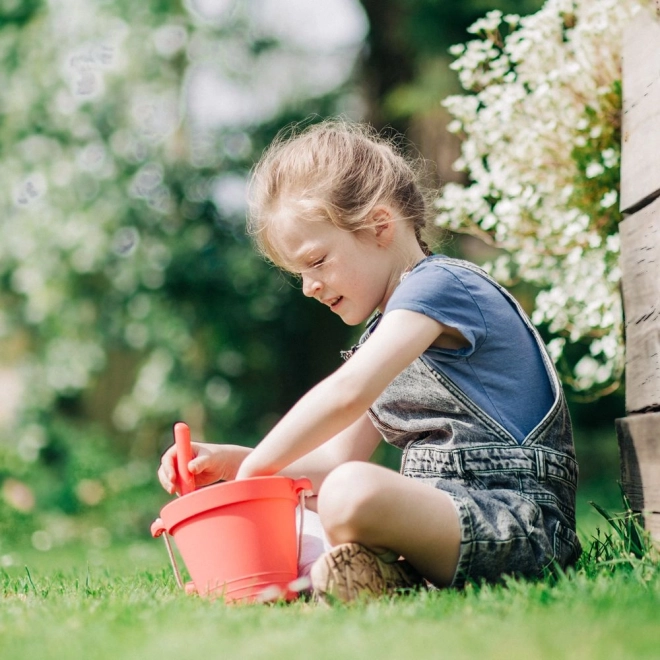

{"left": 317, "top": 462, "right": 384, "bottom": 541}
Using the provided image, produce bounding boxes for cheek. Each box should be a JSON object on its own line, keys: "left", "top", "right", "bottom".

{"left": 339, "top": 264, "right": 363, "bottom": 289}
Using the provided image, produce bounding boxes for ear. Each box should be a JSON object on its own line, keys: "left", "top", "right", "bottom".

{"left": 370, "top": 205, "right": 395, "bottom": 247}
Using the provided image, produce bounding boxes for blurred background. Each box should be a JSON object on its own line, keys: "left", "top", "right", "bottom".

{"left": 0, "top": 0, "right": 623, "bottom": 562}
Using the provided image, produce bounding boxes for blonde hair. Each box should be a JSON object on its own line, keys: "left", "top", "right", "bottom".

{"left": 247, "top": 119, "right": 432, "bottom": 269}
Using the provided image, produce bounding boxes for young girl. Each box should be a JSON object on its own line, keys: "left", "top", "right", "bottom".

{"left": 158, "top": 120, "right": 581, "bottom": 602}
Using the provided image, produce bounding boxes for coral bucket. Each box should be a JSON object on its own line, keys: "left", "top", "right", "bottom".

{"left": 151, "top": 476, "right": 312, "bottom": 603}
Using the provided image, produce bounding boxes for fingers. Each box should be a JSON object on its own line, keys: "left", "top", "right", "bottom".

{"left": 187, "top": 455, "right": 207, "bottom": 475}
{"left": 159, "top": 442, "right": 207, "bottom": 494}
{"left": 158, "top": 444, "right": 181, "bottom": 494}
{"left": 158, "top": 441, "right": 231, "bottom": 493}
{"left": 158, "top": 463, "right": 177, "bottom": 495}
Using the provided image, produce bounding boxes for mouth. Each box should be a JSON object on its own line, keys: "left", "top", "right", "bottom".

{"left": 325, "top": 296, "right": 343, "bottom": 309}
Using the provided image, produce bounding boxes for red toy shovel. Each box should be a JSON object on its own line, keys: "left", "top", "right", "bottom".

{"left": 174, "top": 421, "right": 196, "bottom": 495}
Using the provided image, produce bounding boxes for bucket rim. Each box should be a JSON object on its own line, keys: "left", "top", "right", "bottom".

{"left": 157, "top": 475, "right": 311, "bottom": 534}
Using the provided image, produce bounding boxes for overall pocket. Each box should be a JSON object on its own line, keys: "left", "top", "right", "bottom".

{"left": 552, "top": 520, "right": 582, "bottom": 568}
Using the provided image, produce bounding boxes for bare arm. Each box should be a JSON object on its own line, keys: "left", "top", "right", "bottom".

{"left": 236, "top": 309, "right": 445, "bottom": 479}
{"left": 278, "top": 412, "right": 382, "bottom": 492}
{"left": 158, "top": 413, "right": 381, "bottom": 496}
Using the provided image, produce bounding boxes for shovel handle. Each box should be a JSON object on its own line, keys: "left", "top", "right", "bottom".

{"left": 174, "top": 421, "right": 196, "bottom": 495}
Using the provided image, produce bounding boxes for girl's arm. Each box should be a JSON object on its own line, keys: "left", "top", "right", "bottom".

{"left": 157, "top": 412, "right": 381, "bottom": 495}
{"left": 236, "top": 309, "right": 444, "bottom": 479}
{"left": 277, "top": 411, "right": 382, "bottom": 493}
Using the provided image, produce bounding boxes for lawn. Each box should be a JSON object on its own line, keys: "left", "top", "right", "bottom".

{"left": 0, "top": 427, "right": 654, "bottom": 660}
{"left": 0, "top": 545, "right": 658, "bottom": 660}
{"left": 1, "top": 493, "right": 659, "bottom": 660}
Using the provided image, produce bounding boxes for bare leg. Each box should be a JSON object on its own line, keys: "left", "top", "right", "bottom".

{"left": 316, "top": 461, "right": 461, "bottom": 587}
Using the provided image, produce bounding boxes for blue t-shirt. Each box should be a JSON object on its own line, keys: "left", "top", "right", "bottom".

{"left": 384, "top": 256, "right": 554, "bottom": 443}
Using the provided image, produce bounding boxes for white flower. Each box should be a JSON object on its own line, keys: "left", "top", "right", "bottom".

{"left": 585, "top": 162, "right": 605, "bottom": 179}
{"left": 601, "top": 148, "right": 618, "bottom": 168}
{"left": 436, "top": 0, "right": 641, "bottom": 393}
{"left": 600, "top": 190, "right": 618, "bottom": 208}
{"left": 467, "top": 10, "right": 504, "bottom": 35}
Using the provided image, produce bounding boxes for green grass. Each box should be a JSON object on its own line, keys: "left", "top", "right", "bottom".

{"left": 0, "top": 555, "right": 659, "bottom": 659}
{"left": 0, "top": 463, "right": 656, "bottom": 660}
{"left": 1, "top": 516, "right": 659, "bottom": 660}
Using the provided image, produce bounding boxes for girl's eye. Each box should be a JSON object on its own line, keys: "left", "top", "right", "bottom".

{"left": 312, "top": 257, "right": 326, "bottom": 268}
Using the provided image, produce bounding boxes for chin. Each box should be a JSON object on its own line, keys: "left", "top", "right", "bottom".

{"left": 340, "top": 311, "right": 372, "bottom": 327}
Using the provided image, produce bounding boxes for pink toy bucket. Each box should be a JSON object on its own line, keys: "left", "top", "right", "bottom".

{"left": 151, "top": 476, "right": 312, "bottom": 603}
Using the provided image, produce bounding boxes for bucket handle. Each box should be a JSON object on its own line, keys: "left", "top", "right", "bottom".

{"left": 293, "top": 478, "right": 313, "bottom": 576}
{"left": 152, "top": 477, "right": 314, "bottom": 593}
{"left": 151, "top": 517, "right": 185, "bottom": 589}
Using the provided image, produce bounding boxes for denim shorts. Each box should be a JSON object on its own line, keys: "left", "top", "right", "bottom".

{"left": 402, "top": 442, "right": 582, "bottom": 588}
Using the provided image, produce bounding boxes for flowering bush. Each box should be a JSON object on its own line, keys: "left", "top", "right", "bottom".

{"left": 0, "top": 0, "right": 363, "bottom": 536}
{"left": 0, "top": 1, "right": 363, "bottom": 435}
{"left": 436, "top": 0, "right": 648, "bottom": 397}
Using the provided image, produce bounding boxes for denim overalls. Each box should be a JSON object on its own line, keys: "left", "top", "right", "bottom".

{"left": 343, "top": 257, "right": 581, "bottom": 587}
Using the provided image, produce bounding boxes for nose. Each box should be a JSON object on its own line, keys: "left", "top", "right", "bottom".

{"left": 301, "top": 272, "right": 321, "bottom": 298}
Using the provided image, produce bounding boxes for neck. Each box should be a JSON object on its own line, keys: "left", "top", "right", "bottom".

{"left": 378, "top": 242, "right": 428, "bottom": 313}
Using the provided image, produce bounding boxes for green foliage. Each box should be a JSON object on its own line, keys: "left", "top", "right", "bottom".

{"left": 569, "top": 80, "right": 622, "bottom": 241}
{"left": 359, "top": 0, "right": 544, "bottom": 121}
{"left": 0, "top": 420, "right": 161, "bottom": 545}
{"left": 0, "top": 0, "right": 359, "bottom": 522}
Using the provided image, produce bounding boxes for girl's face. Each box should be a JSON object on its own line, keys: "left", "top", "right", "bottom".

{"left": 273, "top": 214, "right": 398, "bottom": 326}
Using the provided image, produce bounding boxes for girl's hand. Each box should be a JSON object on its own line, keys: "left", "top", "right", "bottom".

{"left": 158, "top": 442, "right": 251, "bottom": 495}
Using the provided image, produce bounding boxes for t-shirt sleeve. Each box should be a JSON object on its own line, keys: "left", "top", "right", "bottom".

{"left": 384, "top": 262, "right": 488, "bottom": 357}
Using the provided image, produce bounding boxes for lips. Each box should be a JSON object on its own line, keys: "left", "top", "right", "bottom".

{"left": 324, "top": 296, "right": 343, "bottom": 309}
